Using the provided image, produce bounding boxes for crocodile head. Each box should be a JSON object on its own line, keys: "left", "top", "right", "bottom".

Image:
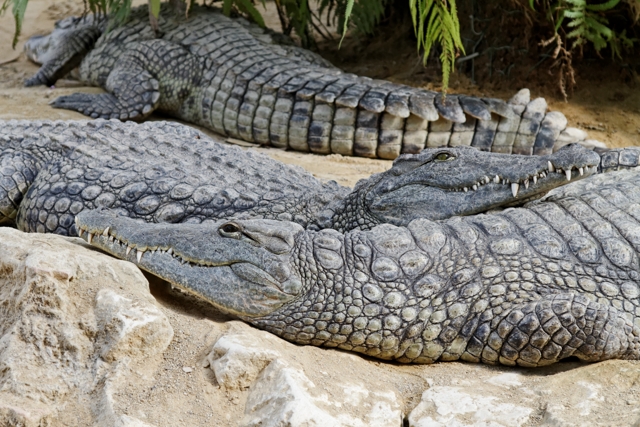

{"left": 350, "top": 144, "right": 600, "bottom": 226}
{"left": 75, "top": 210, "right": 304, "bottom": 318}
{"left": 24, "top": 15, "right": 101, "bottom": 86}
{"left": 25, "top": 17, "right": 83, "bottom": 64}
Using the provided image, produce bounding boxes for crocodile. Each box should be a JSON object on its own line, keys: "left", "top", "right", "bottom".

{"left": 23, "top": 4, "right": 605, "bottom": 159}
{"left": 76, "top": 167, "right": 640, "bottom": 367}
{"left": 0, "top": 119, "right": 602, "bottom": 236}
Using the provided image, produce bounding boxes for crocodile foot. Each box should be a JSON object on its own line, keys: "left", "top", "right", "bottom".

{"left": 50, "top": 93, "right": 149, "bottom": 121}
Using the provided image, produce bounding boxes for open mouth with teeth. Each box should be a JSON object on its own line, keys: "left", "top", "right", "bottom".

{"left": 449, "top": 162, "right": 598, "bottom": 198}
{"left": 74, "top": 212, "right": 301, "bottom": 317}
{"left": 368, "top": 151, "right": 601, "bottom": 223}
{"left": 80, "top": 223, "right": 203, "bottom": 266}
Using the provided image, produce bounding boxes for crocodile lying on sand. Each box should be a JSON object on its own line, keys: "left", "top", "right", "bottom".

{"left": 77, "top": 168, "right": 640, "bottom": 367}
{"left": 0, "top": 119, "right": 601, "bottom": 236}
{"left": 24, "top": 4, "right": 604, "bottom": 159}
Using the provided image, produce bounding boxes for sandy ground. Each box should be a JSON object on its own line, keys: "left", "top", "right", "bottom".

{"left": 1, "top": 3, "right": 640, "bottom": 427}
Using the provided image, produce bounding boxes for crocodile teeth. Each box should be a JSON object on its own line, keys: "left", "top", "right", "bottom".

{"left": 565, "top": 169, "right": 572, "bottom": 181}
{"left": 137, "top": 250, "right": 143, "bottom": 262}
{"left": 464, "top": 187, "right": 468, "bottom": 192}
{"left": 126, "top": 245, "right": 132, "bottom": 256}
{"left": 579, "top": 167, "right": 584, "bottom": 176}
{"left": 524, "top": 179, "right": 529, "bottom": 189}
{"left": 494, "top": 175, "right": 500, "bottom": 184}
{"left": 167, "top": 248, "right": 173, "bottom": 255}
{"left": 533, "top": 175, "right": 537, "bottom": 184}
{"left": 87, "top": 233, "right": 93, "bottom": 244}
{"left": 548, "top": 161, "right": 555, "bottom": 172}
{"left": 108, "top": 235, "right": 114, "bottom": 242}
{"left": 472, "top": 184, "right": 478, "bottom": 191}
{"left": 102, "top": 227, "right": 110, "bottom": 236}
{"left": 511, "top": 183, "right": 520, "bottom": 197}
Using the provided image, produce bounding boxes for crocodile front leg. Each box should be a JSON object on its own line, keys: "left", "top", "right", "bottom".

{"left": 464, "top": 294, "right": 637, "bottom": 367}
{"left": 50, "top": 40, "right": 202, "bottom": 120}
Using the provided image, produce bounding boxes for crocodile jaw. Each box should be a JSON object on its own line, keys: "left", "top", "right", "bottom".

{"left": 366, "top": 145, "right": 601, "bottom": 224}
{"left": 75, "top": 210, "right": 302, "bottom": 318}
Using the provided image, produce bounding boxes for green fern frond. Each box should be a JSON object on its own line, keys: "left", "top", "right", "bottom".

{"left": 234, "top": 0, "right": 265, "bottom": 27}
{"left": 410, "top": 0, "right": 464, "bottom": 93}
{"left": 585, "top": 0, "right": 620, "bottom": 11}
{"left": 149, "top": 0, "right": 160, "bottom": 18}
{"left": 556, "top": 0, "right": 622, "bottom": 52}
{"left": 4, "top": 0, "right": 28, "bottom": 48}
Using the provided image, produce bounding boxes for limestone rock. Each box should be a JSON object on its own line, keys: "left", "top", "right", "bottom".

{"left": 207, "top": 321, "right": 282, "bottom": 390}
{"left": 243, "top": 359, "right": 402, "bottom": 427}
{"left": 408, "top": 385, "right": 532, "bottom": 427}
{"left": 538, "top": 361, "right": 640, "bottom": 426}
{"left": 210, "top": 321, "right": 403, "bottom": 427}
{"left": 0, "top": 228, "right": 172, "bottom": 426}
{"left": 116, "top": 415, "right": 161, "bottom": 427}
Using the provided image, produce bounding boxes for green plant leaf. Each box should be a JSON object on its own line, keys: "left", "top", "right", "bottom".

{"left": 585, "top": 0, "right": 620, "bottom": 12}
{"left": 339, "top": 0, "right": 354, "bottom": 47}
{"left": 564, "top": 10, "right": 584, "bottom": 19}
{"left": 149, "top": 0, "right": 160, "bottom": 18}
{"left": 11, "top": 0, "right": 28, "bottom": 48}
{"left": 235, "top": 0, "right": 265, "bottom": 27}
{"left": 222, "top": 0, "right": 232, "bottom": 16}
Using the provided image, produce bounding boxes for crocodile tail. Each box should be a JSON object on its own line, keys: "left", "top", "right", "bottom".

{"left": 219, "top": 60, "right": 602, "bottom": 159}
{"left": 597, "top": 147, "right": 640, "bottom": 172}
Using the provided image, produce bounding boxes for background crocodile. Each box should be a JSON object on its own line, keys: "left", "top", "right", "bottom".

{"left": 76, "top": 168, "right": 640, "bottom": 367}
{"left": 0, "top": 119, "right": 602, "bottom": 236}
{"left": 23, "top": 4, "right": 605, "bottom": 159}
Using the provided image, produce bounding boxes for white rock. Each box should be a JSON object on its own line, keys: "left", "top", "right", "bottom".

{"left": 116, "top": 415, "right": 159, "bottom": 427}
{"left": 208, "top": 321, "right": 283, "bottom": 390}
{"left": 0, "top": 229, "right": 172, "bottom": 426}
{"left": 210, "top": 321, "right": 403, "bottom": 427}
{"left": 408, "top": 386, "right": 532, "bottom": 427}
{"left": 486, "top": 372, "right": 524, "bottom": 388}
{"left": 95, "top": 288, "right": 173, "bottom": 363}
{"left": 537, "top": 361, "right": 640, "bottom": 426}
{"left": 242, "top": 360, "right": 402, "bottom": 427}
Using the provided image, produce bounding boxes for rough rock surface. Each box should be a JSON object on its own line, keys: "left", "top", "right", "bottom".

{"left": 0, "top": 227, "right": 173, "bottom": 426}
{"left": 1, "top": 228, "right": 639, "bottom": 426}
{"left": 209, "top": 322, "right": 404, "bottom": 427}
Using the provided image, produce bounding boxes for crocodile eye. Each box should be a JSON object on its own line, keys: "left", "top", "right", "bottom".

{"left": 435, "top": 152, "right": 455, "bottom": 162}
{"left": 219, "top": 223, "right": 241, "bottom": 237}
